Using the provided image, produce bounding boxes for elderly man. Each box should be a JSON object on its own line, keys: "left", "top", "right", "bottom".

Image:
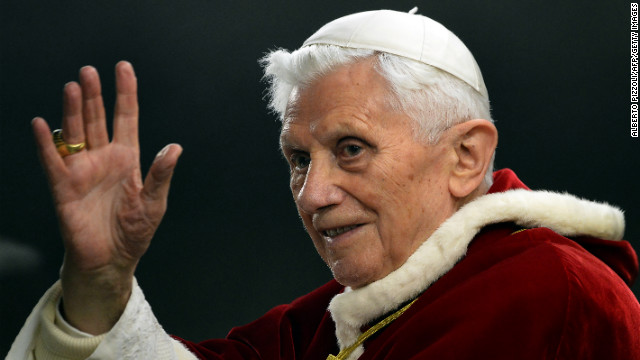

{"left": 8, "top": 8, "right": 640, "bottom": 360}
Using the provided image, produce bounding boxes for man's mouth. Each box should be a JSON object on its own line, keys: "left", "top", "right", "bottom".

{"left": 323, "top": 225, "right": 359, "bottom": 237}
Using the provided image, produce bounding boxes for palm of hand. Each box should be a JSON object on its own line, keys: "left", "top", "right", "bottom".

{"left": 54, "top": 143, "right": 151, "bottom": 272}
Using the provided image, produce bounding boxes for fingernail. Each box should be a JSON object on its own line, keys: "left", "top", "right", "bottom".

{"left": 156, "top": 145, "right": 171, "bottom": 159}
{"left": 79, "top": 66, "right": 95, "bottom": 77}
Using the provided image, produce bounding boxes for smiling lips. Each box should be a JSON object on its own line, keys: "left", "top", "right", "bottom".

{"left": 323, "top": 225, "right": 360, "bottom": 237}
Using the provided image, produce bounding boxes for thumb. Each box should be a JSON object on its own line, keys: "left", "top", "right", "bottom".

{"left": 142, "top": 143, "right": 183, "bottom": 203}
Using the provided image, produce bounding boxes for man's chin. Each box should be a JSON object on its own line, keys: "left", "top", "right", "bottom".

{"left": 330, "top": 261, "right": 383, "bottom": 289}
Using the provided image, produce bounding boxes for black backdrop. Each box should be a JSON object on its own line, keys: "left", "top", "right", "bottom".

{"left": 1, "top": 0, "right": 637, "bottom": 354}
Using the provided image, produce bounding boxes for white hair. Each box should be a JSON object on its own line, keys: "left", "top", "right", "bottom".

{"left": 260, "top": 45, "right": 496, "bottom": 188}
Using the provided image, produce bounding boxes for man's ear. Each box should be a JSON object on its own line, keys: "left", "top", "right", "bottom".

{"left": 448, "top": 119, "right": 498, "bottom": 198}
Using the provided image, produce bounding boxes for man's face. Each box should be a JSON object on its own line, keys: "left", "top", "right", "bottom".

{"left": 280, "top": 59, "right": 458, "bottom": 289}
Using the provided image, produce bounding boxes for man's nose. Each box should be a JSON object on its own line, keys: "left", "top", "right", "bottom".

{"left": 296, "top": 160, "right": 345, "bottom": 214}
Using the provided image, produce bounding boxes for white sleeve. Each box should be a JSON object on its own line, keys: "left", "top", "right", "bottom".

{"left": 6, "top": 279, "right": 198, "bottom": 360}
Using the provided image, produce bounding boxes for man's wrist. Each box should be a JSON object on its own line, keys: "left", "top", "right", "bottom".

{"left": 56, "top": 297, "right": 97, "bottom": 337}
{"left": 60, "top": 269, "right": 134, "bottom": 335}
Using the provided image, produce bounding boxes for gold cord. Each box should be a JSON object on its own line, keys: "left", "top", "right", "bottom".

{"left": 326, "top": 297, "right": 419, "bottom": 360}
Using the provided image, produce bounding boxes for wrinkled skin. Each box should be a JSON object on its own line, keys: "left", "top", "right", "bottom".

{"left": 32, "top": 61, "right": 182, "bottom": 334}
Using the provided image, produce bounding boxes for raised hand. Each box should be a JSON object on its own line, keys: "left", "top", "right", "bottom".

{"left": 31, "top": 61, "right": 182, "bottom": 334}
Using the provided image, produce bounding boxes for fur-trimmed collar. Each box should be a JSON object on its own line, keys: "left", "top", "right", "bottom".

{"left": 328, "top": 188, "right": 625, "bottom": 359}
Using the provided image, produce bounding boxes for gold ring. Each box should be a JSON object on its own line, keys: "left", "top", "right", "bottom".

{"left": 52, "top": 129, "right": 86, "bottom": 157}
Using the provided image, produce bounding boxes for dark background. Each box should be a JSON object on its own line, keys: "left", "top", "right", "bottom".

{"left": 1, "top": 0, "right": 637, "bottom": 355}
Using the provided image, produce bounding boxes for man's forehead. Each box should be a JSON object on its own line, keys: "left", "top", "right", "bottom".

{"left": 283, "top": 58, "right": 381, "bottom": 111}
{"left": 283, "top": 98, "right": 301, "bottom": 125}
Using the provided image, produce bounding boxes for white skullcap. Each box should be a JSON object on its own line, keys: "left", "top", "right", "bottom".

{"left": 302, "top": 8, "right": 488, "bottom": 97}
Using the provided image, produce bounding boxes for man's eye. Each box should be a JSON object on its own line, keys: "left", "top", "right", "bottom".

{"left": 343, "top": 144, "right": 362, "bottom": 157}
{"left": 290, "top": 153, "right": 310, "bottom": 170}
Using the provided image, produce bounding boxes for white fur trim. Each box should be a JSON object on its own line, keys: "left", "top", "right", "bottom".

{"left": 329, "top": 189, "right": 625, "bottom": 356}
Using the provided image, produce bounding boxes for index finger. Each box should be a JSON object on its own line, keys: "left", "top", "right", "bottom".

{"left": 112, "top": 61, "right": 139, "bottom": 147}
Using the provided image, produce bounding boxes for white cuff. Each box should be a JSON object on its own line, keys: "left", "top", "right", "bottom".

{"left": 54, "top": 298, "right": 95, "bottom": 338}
